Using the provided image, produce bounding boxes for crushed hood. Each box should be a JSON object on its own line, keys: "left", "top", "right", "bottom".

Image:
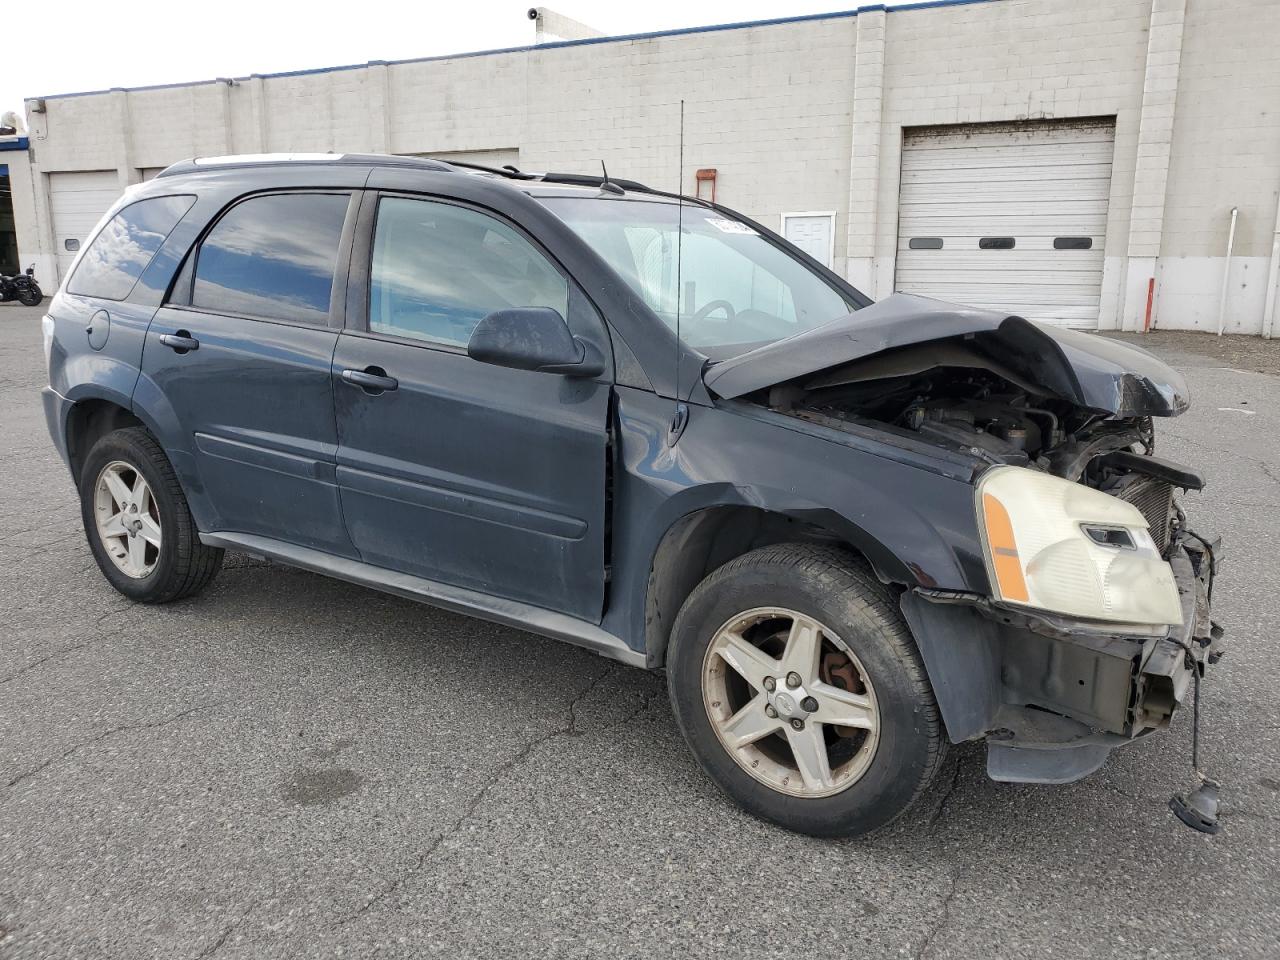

{"left": 703, "top": 294, "right": 1190, "bottom": 417}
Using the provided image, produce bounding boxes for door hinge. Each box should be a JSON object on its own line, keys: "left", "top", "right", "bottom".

{"left": 667, "top": 402, "right": 689, "bottom": 446}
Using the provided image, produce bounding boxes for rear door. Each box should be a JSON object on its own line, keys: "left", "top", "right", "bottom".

{"left": 142, "top": 191, "right": 359, "bottom": 557}
{"left": 331, "top": 193, "right": 612, "bottom": 620}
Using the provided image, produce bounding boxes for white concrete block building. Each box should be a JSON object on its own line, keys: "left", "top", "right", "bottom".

{"left": 7, "top": 0, "right": 1280, "bottom": 334}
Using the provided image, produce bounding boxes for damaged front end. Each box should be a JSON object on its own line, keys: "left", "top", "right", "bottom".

{"left": 705, "top": 294, "right": 1223, "bottom": 791}
{"left": 900, "top": 531, "right": 1220, "bottom": 786}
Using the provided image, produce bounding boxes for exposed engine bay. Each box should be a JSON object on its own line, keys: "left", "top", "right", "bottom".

{"left": 758, "top": 337, "right": 1204, "bottom": 552}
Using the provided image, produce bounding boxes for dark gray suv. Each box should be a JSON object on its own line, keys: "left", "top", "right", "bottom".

{"left": 42, "top": 154, "right": 1222, "bottom": 836}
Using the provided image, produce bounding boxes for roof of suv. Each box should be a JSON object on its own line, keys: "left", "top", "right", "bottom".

{"left": 154, "top": 152, "right": 694, "bottom": 206}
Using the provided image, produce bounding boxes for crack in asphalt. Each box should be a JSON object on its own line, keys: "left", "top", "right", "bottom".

{"left": 926, "top": 759, "right": 962, "bottom": 833}
{"left": 903, "top": 758, "right": 966, "bottom": 960}
{"left": 329, "top": 662, "right": 635, "bottom": 930}
{"left": 0, "top": 605, "right": 140, "bottom": 687}
{"left": 914, "top": 859, "right": 965, "bottom": 960}
{"left": 193, "top": 922, "right": 236, "bottom": 959}
{"left": 3, "top": 700, "right": 223, "bottom": 792}
{"left": 0, "top": 524, "right": 84, "bottom": 550}
{"left": 192, "top": 901, "right": 256, "bottom": 959}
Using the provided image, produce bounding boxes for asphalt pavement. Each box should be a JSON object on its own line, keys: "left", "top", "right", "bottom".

{"left": 1, "top": 301, "right": 1277, "bottom": 959}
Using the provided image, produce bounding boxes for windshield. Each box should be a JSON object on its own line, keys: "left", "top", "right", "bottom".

{"left": 539, "top": 197, "right": 859, "bottom": 357}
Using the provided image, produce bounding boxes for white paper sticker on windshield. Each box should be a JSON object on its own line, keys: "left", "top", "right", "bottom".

{"left": 705, "top": 217, "right": 758, "bottom": 235}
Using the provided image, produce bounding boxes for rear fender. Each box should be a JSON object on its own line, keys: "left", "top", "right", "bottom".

{"left": 129, "top": 371, "right": 218, "bottom": 531}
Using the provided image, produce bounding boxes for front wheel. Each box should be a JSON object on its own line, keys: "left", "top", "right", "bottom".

{"left": 16, "top": 285, "right": 42, "bottom": 307}
{"left": 667, "top": 544, "right": 946, "bottom": 837}
{"left": 79, "top": 426, "right": 223, "bottom": 603}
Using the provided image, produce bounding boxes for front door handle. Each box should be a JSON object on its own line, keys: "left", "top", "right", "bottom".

{"left": 341, "top": 366, "right": 399, "bottom": 394}
{"left": 159, "top": 331, "right": 200, "bottom": 353}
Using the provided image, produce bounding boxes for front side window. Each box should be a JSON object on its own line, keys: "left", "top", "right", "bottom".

{"left": 540, "top": 197, "right": 857, "bottom": 358}
{"left": 369, "top": 197, "right": 569, "bottom": 348}
{"left": 68, "top": 195, "right": 195, "bottom": 301}
{"left": 192, "top": 193, "right": 349, "bottom": 325}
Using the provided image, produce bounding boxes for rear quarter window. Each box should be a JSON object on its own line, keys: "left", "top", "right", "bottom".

{"left": 68, "top": 195, "right": 196, "bottom": 301}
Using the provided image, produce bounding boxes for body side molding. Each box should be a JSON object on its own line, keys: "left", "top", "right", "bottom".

{"left": 199, "top": 531, "right": 648, "bottom": 668}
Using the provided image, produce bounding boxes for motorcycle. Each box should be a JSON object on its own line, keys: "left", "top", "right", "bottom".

{"left": 0, "top": 265, "right": 44, "bottom": 307}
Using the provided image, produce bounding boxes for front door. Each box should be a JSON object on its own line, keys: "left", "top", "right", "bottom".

{"left": 142, "top": 191, "right": 359, "bottom": 557}
{"left": 332, "top": 194, "right": 611, "bottom": 621}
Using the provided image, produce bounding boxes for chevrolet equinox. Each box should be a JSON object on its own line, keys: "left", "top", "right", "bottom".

{"left": 42, "top": 154, "right": 1222, "bottom": 837}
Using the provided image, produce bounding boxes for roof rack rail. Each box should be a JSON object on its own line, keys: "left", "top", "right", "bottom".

{"left": 437, "top": 159, "right": 539, "bottom": 180}
{"left": 150, "top": 152, "right": 714, "bottom": 209}
{"left": 155, "top": 152, "right": 457, "bottom": 178}
{"left": 538, "top": 171, "right": 651, "bottom": 192}
{"left": 420, "top": 158, "right": 714, "bottom": 208}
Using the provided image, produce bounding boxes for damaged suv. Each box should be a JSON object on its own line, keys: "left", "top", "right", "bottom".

{"left": 42, "top": 154, "right": 1221, "bottom": 837}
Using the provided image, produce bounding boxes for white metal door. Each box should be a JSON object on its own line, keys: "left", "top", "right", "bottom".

{"left": 782, "top": 213, "right": 835, "bottom": 269}
{"left": 895, "top": 119, "right": 1115, "bottom": 327}
{"left": 50, "top": 170, "right": 120, "bottom": 281}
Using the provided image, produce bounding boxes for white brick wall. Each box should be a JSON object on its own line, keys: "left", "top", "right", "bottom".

{"left": 1163, "top": 0, "right": 1280, "bottom": 259}
{"left": 12, "top": 0, "right": 1280, "bottom": 333}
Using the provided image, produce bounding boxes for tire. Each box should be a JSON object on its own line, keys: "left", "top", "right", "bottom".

{"left": 17, "top": 286, "right": 43, "bottom": 307}
{"left": 666, "top": 543, "right": 946, "bottom": 838}
{"left": 79, "top": 426, "right": 223, "bottom": 603}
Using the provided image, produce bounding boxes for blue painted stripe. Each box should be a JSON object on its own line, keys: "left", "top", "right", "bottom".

{"left": 0, "top": 136, "right": 29, "bottom": 152}
{"left": 29, "top": 0, "right": 999, "bottom": 102}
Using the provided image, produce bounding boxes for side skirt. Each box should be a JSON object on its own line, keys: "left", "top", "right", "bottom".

{"left": 200, "top": 531, "right": 649, "bottom": 669}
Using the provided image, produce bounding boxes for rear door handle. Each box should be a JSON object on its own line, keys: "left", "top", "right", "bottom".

{"left": 159, "top": 332, "right": 200, "bottom": 353}
{"left": 341, "top": 367, "right": 399, "bottom": 394}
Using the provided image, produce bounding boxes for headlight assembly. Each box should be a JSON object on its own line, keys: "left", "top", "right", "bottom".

{"left": 977, "top": 465, "right": 1182, "bottom": 632}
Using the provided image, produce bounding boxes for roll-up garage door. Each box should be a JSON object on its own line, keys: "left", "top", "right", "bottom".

{"left": 50, "top": 170, "right": 120, "bottom": 282}
{"left": 895, "top": 119, "right": 1115, "bottom": 328}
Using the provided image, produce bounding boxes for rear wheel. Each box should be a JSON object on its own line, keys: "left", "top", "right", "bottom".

{"left": 667, "top": 543, "right": 945, "bottom": 837}
{"left": 79, "top": 426, "right": 223, "bottom": 602}
{"left": 17, "top": 285, "right": 42, "bottom": 307}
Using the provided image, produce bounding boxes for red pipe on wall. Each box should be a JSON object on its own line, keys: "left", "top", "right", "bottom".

{"left": 1143, "top": 277, "right": 1156, "bottom": 332}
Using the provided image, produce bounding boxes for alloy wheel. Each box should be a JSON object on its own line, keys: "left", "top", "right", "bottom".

{"left": 93, "top": 460, "right": 162, "bottom": 579}
{"left": 701, "top": 607, "right": 880, "bottom": 798}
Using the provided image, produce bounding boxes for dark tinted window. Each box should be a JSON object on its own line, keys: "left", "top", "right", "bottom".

{"left": 908, "top": 237, "right": 943, "bottom": 250}
{"left": 192, "top": 193, "right": 349, "bottom": 324}
{"left": 1054, "top": 236, "right": 1093, "bottom": 250}
{"left": 369, "top": 197, "right": 568, "bottom": 347}
{"left": 979, "top": 237, "right": 1015, "bottom": 250}
{"left": 68, "top": 195, "right": 195, "bottom": 300}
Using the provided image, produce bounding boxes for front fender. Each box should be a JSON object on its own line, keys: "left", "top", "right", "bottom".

{"left": 603, "top": 388, "right": 989, "bottom": 659}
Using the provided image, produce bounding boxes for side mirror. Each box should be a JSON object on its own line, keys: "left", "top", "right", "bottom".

{"left": 467, "top": 307, "right": 604, "bottom": 378}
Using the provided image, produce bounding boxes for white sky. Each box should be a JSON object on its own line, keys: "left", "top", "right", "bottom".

{"left": 2, "top": 0, "right": 929, "bottom": 124}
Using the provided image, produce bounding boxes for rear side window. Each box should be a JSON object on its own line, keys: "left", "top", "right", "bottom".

{"left": 368, "top": 197, "right": 568, "bottom": 348}
{"left": 68, "top": 195, "right": 195, "bottom": 301}
{"left": 192, "top": 193, "right": 349, "bottom": 325}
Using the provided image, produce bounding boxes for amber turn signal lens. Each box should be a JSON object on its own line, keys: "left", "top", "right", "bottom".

{"left": 981, "top": 492, "right": 1029, "bottom": 602}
